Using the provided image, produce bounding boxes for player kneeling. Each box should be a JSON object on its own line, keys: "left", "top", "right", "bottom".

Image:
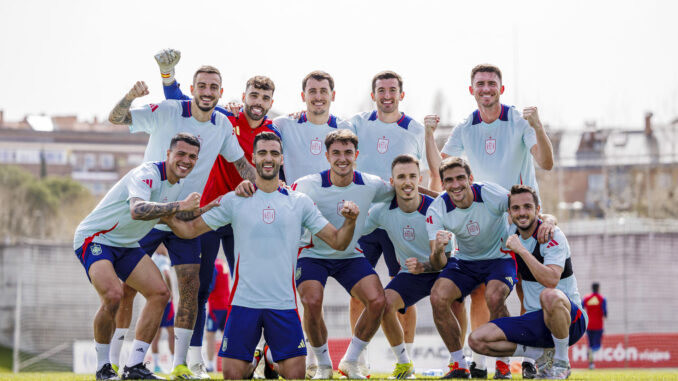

{"left": 468, "top": 185, "right": 587, "bottom": 379}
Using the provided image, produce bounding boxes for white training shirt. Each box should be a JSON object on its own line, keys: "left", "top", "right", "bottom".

{"left": 273, "top": 112, "right": 355, "bottom": 184}
{"left": 426, "top": 182, "right": 510, "bottom": 261}
{"left": 74, "top": 161, "right": 183, "bottom": 250}
{"left": 201, "top": 188, "right": 328, "bottom": 310}
{"left": 360, "top": 194, "right": 451, "bottom": 274}
{"left": 130, "top": 99, "right": 244, "bottom": 230}
{"left": 293, "top": 170, "right": 393, "bottom": 260}
{"left": 442, "top": 105, "right": 539, "bottom": 194}
{"left": 350, "top": 111, "right": 429, "bottom": 181}
{"left": 511, "top": 225, "right": 584, "bottom": 314}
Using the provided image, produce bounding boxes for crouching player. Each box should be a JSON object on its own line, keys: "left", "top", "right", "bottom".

{"left": 468, "top": 185, "right": 587, "bottom": 379}
{"left": 163, "top": 132, "right": 361, "bottom": 380}
{"left": 74, "top": 133, "right": 214, "bottom": 380}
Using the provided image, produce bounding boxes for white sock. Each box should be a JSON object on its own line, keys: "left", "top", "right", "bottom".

{"left": 344, "top": 336, "right": 369, "bottom": 363}
{"left": 310, "top": 344, "right": 332, "bottom": 367}
{"left": 449, "top": 349, "right": 468, "bottom": 369}
{"left": 95, "top": 341, "right": 111, "bottom": 371}
{"left": 471, "top": 351, "right": 486, "bottom": 369}
{"left": 523, "top": 357, "right": 536, "bottom": 365}
{"left": 152, "top": 352, "right": 159, "bottom": 366}
{"left": 188, "top": 346, "right": 204, "bottom": 366}
{"left": 306, "top": 340, "right": 318, "bottom": 367}
{"left": 405, "top": 343, "right": 414, "bottom": 358}
{"left": 172, "top": 328, "right": 193, "bottom": 367}
{"left": 513, "top": 345, "right": 544, "bottom": 359}
{"left": 358, "top": 346, "right": 369, "bottom": 366}
{"left": 552, "top": 335, "right": 570, "bottom": 363}
{"left": 110, "top": 328, "right": 127, "bottom": 366}
{"left": 126, "top": 340, "right": 150, "bottom": 367}
{"left": 391, "top": 343, "right": 410, "bottom": 364}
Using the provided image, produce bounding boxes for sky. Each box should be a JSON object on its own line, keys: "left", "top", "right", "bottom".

{"left": 1, "top": 0, "right": 677, "bottom": 130}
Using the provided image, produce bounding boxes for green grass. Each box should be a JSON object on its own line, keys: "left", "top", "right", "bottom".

{"left": 0, "top": 369, "right": 677, "bottom": 380}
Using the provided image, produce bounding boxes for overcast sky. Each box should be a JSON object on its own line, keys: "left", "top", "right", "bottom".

{"left": 1, "top": 0, "right": 676, "bottom": 130}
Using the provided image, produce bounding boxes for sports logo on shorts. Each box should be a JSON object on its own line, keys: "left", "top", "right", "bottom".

{"left": 505, "top": 276, "right": 514, "bottom": 286}
{"left": 295, "top": 267, "right": 302, "bottom": 281}
{"left": 377, "top": 137, "right": 389, "bottom": 154}
{"left": 485, "top": 137, "right": 496, "bottom": 155}
{"left": 221, "top": 337, "right": 228, "bottom": 352}
{"left": 263, "top": 207, "right": 275, "bottom": 224}
{"left": 90, "top": 243, "right": 103, "bottom": 256}
{"left": 403, "top": 226, "right": 415, "bottom": 241}
{"left": 466, "top": 220, "right": 480, "bottom": 236}
{"left": 336, "top": 201, "right": 345, "bottom": 216}
{"left": 310, "top": 138, "right": 322, "bottom": 155}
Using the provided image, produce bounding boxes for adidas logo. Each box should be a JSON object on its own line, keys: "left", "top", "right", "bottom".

{"left": 546, "top": 239, "right": 559, "bottom": 248}
{"left": 298, "top": 340, "right": 306, "bottom": 349}
{"left": 426, "top": 216, "right": 433, "bottom": 224}
{"left": 135, "top": 348, "right": 144, "bottom": 352}
{"left": 142, "top": 179, "right": 153, "bottom": 188}
{"left": 118, "top": 335, "right": 125, "bottom": 340}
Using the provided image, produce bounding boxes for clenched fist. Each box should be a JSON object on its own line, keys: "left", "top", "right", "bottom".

{"left": 154, "top": 48, "right": 181, "bottom": 85}
{"left": 340, "top": 200, "right": 360, "bottom": 220}
{"left": 179, "top": 192, "right": 201, "bottom": 212}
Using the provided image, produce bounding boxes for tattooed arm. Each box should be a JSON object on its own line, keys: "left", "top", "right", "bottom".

{"left": 175, "top": 196, "right": 221, "bottom": 221}
{"left": 233, "top": 156, "right": 256, "bottom": 182}
{"left": 129, "top": 192, "right": 201, "bottom": 221}
{"left": 405, "top": 257, "right": 448, "bottom": 274}
{"left": 109, "top": 81, "right": 149, "bottom": 125}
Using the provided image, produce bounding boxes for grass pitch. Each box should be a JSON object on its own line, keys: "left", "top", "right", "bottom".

{"left": 0, "top": 369, "right": 677, "bottom": 380}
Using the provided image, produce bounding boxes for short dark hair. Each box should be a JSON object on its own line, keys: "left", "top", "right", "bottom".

{"left": 302, "top": 70, "right": 335, "bottom": 91}
{"left": 253, "top": 131, "right": 282, "bottom": 153}
{"left": 509, "top": 184, "right": 540, "bottom": 207}
{"left": 471, "top": 64, "right": 502, "bottom": 84}
{"left": 246, "top": 76, "right": 275, "bottom": 93}
{"left": 438, "top": 156, "right": 471, "bottom": 180}
{"left": 325, "top": 129, "right": 358, "bottom": 151}
{"left": 170, "top": 133, "right": 201, "bottom": 151}
{"left": 592, "top": 282, "right": 600, "bottom": 293}
{"left": 193, "top": 65, "right": 222, "bottom": 85}
{"left": 372, "top": 70, "right": 403, "bottom": 93}
{"left": 391, "top": 154, "right": 420, "bottom": 171}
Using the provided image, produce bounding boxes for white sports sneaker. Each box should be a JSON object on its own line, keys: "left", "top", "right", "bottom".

{"left": 312, "top": 364, "right": 334, "bottom": 379}
{"left": 338, "top": 358, "right": 367, "bottom": 379}
{"left": 188, "top": 362, "right": 210, "bottom": 379}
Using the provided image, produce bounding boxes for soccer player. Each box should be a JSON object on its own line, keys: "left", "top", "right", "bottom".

{"left": 150, "top": 245, "right": 175, "bottom": 373}
{"left": 73, "top": 133, "right": 207, "bottom": 380}
{"left": 424, "top": 157, "right": 545, "bottom": 379}
{"left": 424, "top": 64, "right": 554, "bottom": 378}
{"left": 468, "top": 185, "right": 587, "bottom": 380}
{"left": 292, "top": 129, "right": 393, "bottom": 379}
{"left": 108, "top": 65, "right": 256, "bottom": 379}
{"left": 360, "top": 154, "right": 455, "bottom": 379}
{"left": 163, "top": 132, "right": 361, "bottom": 380}
{"left": 349, "top": 71, "right": 430, "bottom": 372}
{"left": 205, "top": 258, "right": 231, "bottom": 373}
{"left": 155, "top": 48, "right": 279, "bottom": 377}
{"left": 273, "top": 70, "right": 355, "bottom": 184}
{"left": 583, "top": 282, "right": 607, "bottom": 369}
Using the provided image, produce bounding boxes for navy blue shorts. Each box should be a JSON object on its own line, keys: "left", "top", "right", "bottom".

{"left": 587, "top": 329, "right": 603, "bottom": 350}
{"left": 139, "top": 228, "right": 201, "bottom": 266}
{"left": 160, "top": 300, "right": 175, "bottom": 327}
{"left": 385, "top": 272, "right": 440, "bottom": 313}
{"left": 207, "top": 309, "right": 228, "bottom": 332}
{"left": 493, "top": 298, "right": 588, "bottom": 348}
{"left": 200, "top": 224, "right": 235, "bottom": 274}
{"left": 75, "top": 242, "right": 146, "bottom": 282}
{"left": 439, "top": 257, "right": 517, "bottom": 298}
{"left": 295, "top": 257, "right": 376, "bottom": 295}
{"left": 218, "top": 305, "right": 306, "bottom": 362}
{"left": 358, "top": 229, "right": 400, "bottom": 277}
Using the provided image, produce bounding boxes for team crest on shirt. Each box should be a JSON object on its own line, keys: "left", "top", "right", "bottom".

{"left": 263, "top": 207, "right": 275, "bottom": 224}
{"left": 377, "top": 137, "right": 389, "bottom": 154}
{"left": 90, "top": 243, "right": 102, "bottom": 256}
{"left": 466, "top": 220, "right": 480, "bottom": 236}
{"left": 403, "top": 226, "right": 415, "bottom": 241}
{"left": 336, "top": 201, "right": 345, "bottom": 216}
{"left": 310, "top": 138, "right": 322, "bottom": 155}
{"left": 485, "top": 137, "right": 496, "bottom": 155}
